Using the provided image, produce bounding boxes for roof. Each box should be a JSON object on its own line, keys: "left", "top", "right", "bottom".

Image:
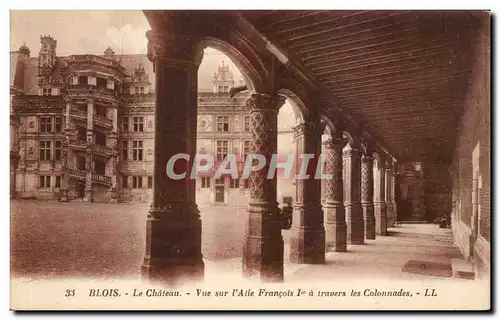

{"left": 12, "top": 50, "right": 244, "bottom": 95}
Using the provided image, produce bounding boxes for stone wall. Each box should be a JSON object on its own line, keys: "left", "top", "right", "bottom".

{"left": 450, "top": 14, "right": 490, "bottom": 276}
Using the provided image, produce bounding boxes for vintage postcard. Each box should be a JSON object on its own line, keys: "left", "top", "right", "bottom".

{"left": 9, "top": 9, "right": 491, "bottom": 310}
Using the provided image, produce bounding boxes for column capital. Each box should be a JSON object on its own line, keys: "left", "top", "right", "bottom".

{"left": 292, "top": 120, "right": 325, "bottom": 139}
{"left": 362, "top": 155, "right": 373, "bottom": 163}
{"left": 323, "top": 137, "right": 348, "bottom": 149}
{"left": 146, "top": 30, "right": 204, "bottom": 67}
{"left": 343, "top": 148, "right": 362, "bottom": 158}
{"left": 246, "top": 93, "right": 285, "bottom": 113}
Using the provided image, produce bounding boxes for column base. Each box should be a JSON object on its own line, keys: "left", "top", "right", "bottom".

{"left": 60, "top": 189, "right": 69, "bottom": 202}
{"left": 374, "top": 202, "right": 387, "bottom": 236}
{"left": 362, "top": 203, "right": 376, "bottom": 240}
{"left": 109, "top": 187, "right": 118, "bottom": 204}
{"left": 289, "top": 205, "right": 325, "bottom": 264}
{"left": 84, "top": 188, "right": 93, "bottom": 203}
{"left": 324, "top": 202, "right": 347, "bottom": 252}
{"left": 142, "top": 204, "right": 204, "bottom": 286}
{"left": 346, "top": 204, "right": 364, "bottom": 245}
{"left": 289, "top": 227, "right": 325, "bottom": 264}
{"left": 243, "top": 200, "right": 284, "bottom": 282}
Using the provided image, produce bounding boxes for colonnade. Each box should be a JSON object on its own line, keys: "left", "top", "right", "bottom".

{"left": 141, "top": 22, "right": 398, "bottom": 284}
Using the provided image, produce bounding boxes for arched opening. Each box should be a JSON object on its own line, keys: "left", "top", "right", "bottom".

{"left": 193, "top": 46, "right": 255, "bottom": 267}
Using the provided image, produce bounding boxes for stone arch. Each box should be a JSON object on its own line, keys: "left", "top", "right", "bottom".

{"left": 143, "top": 10, "right": 271, "bottom": 93}
{"left": 276, "top": 75, "right": 315, "bottom": 121}
{"left": 277, "top": 89, "right": 307, "bottom": 123}
{"left": 200, "top": 37, "right": 264, "bottom": 94}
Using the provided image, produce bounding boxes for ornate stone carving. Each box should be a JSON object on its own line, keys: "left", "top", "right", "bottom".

{"left": 323, "top": 137, "right": 347, "bottom": 202}
{"left": 361, "top": 156, "right": 373, "bottom": 203}
{"left": 146, "top": 30, "right": 203, "bottom": 67}
{"left": 246, "top": 93, "right": 285, "bottom": 201}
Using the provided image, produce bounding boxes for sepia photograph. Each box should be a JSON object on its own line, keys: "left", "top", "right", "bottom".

{"left": 8, "top": 7, "right": 491, "bottom": 311}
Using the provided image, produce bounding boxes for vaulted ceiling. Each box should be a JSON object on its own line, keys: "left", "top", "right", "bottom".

{"left": 241, "top": 10, "right": 485, "bottom": 163}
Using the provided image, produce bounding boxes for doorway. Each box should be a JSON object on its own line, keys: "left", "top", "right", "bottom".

{"left": 215, "top": 186, "right": 225, "bottom": 203}
{"left": 76, "top": 183, "right": 85, "bottom": 199}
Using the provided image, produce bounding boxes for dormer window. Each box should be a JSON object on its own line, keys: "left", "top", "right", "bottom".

{"left": 217, "top": 86, "right": 229, "bottom": 93}
{"left": 134, "top": 86, "right": 145, "bottom": 95}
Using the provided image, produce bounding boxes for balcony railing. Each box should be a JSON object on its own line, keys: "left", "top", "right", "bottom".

{"left": 66, "top": 84, "right": 119, "bottom": 98}
{"left": 69, "top": 108, "right": 87, "bottom": 120}
{"left": 94, "top": 144, "right": 113, "bottom": 156}
{"left": 68, "top": 54, "right": 124, "bottom": 70}
{"left": 67, "top": 168, "right": 86, "bottom": 180}
{"left": 93, "top": 114, "right": 113, "bottom": 128}
{"left": 68, "top": 140, "right": 87, "bottom": 149}
{"left": 92, "top": 173, "right": 112, "bottom": 186}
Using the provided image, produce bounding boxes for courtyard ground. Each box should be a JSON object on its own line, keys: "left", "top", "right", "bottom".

{"left": 9, "top": 200, "right": 488, "bottom": 283}
{"left": 10, "top": 200, "right": 490, "bottom": 310}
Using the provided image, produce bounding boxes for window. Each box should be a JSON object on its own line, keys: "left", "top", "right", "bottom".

{"left": 223, "top": 86, "right": 229, "bottom": 93}
{"left": 244, "top": 116, "right": 251, "bottom": 132}
{"left": 39, "top": 175, "right": 51, "bottom": 188}
{"left": 132, "top": 140, "right": 143, "bottom": 161}
{"left": 217, "top": 86, "right": 223, "bottom": 93}
{"left": 55, "top": 176, "right": 61, "bottom": 188}
{"left": 78, "top": 76, "right": 88, "bottom": 85}
{"left": 54, "top": 140, "right": 61, "bottom": 161}
{"left": 132, "top": 117, "right": 144, "bottom": 132}
{"left": 230, "top": 178, "right": 239, "bottom": 189}
{"left": 132, "top": 176, "right": 143, "bottom": 189}
{"left": 216, "top": 116, "right": 229, "bottom": 132}
{"left": 39, "top": 117, "right": 52, "bottom": 133}
{"left": 122, "top": 116, "right": 129, "bottom": 132}
{"left": 216, "top": 140, "right": 228, "bottom": 162}
{"left": 122, "top": 176, "right": 128, "bottom": 188}
{"left": 39, "top": 141, "right": 51, "bottom": 161}
{"left": 42, "top": 88, "right": 52, "bottom": 96}
{"left": 243, "top": 140, "right": 251, "bottom": 161}
{"left": 134, "top": 86, "right": 145, "bottom": 95}
{"left": 147, "top": 176, "right": 153, "bottom": 189}
{"left": 201, "top": 177, "right": 210, "bottom": 188}
{"left": 122, "top": 140, "right": 128, "bottom": 161}
{"left": 55, "top": 117, "right": 62, "bottom": 132}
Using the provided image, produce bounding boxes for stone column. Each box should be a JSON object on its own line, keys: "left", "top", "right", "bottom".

{"left": 385, "top": 165, "right": 395, "bottom": 228}
{"left": 290, "top": 120, "right": 325, "bottom": 264}
{"left": 361, "top": 154, "right": 375, "bottom": 239}
{"left": 109, "top": 107, "right": 118, "bottom": 203}
{"left": 60, "top": 99, "right": 71, "bottom": 202}
{"left": 84, "top": 100, "right": 94, "bottom": 202}
{"left": 141, "top": 29, "right": 204, "bottom": 285}
{"left": 344, "top": 143, "right": 364, "bottom": 245}
{"left": 374, "top": 156, "right": 387, "bottom": 235}
{"left": 323, "top": 135, "right": 347, "bottom": 252}
{"left": 392, "top": 162, "right": 398, "bottom": 223}
{"left": 243, "top": 93, "right": 285, "bottom": 282}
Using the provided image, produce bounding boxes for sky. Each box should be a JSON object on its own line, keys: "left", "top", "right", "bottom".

{"left": 10, "top": 10, "right": 245, "bottom": 81}
{"left": 10, "top": 10, "right": 298, "bottom": 128}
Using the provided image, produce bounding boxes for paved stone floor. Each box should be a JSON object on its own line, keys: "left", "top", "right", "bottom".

{"left": 8, "top": 200, "right": 476, "bottom": 282}
{"left": 11, "top": 200, "right": 490, "bottom": 310}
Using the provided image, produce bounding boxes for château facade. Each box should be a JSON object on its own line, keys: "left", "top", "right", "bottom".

{"left": 10, "top": 36, "right": 298, "bottom": 204}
